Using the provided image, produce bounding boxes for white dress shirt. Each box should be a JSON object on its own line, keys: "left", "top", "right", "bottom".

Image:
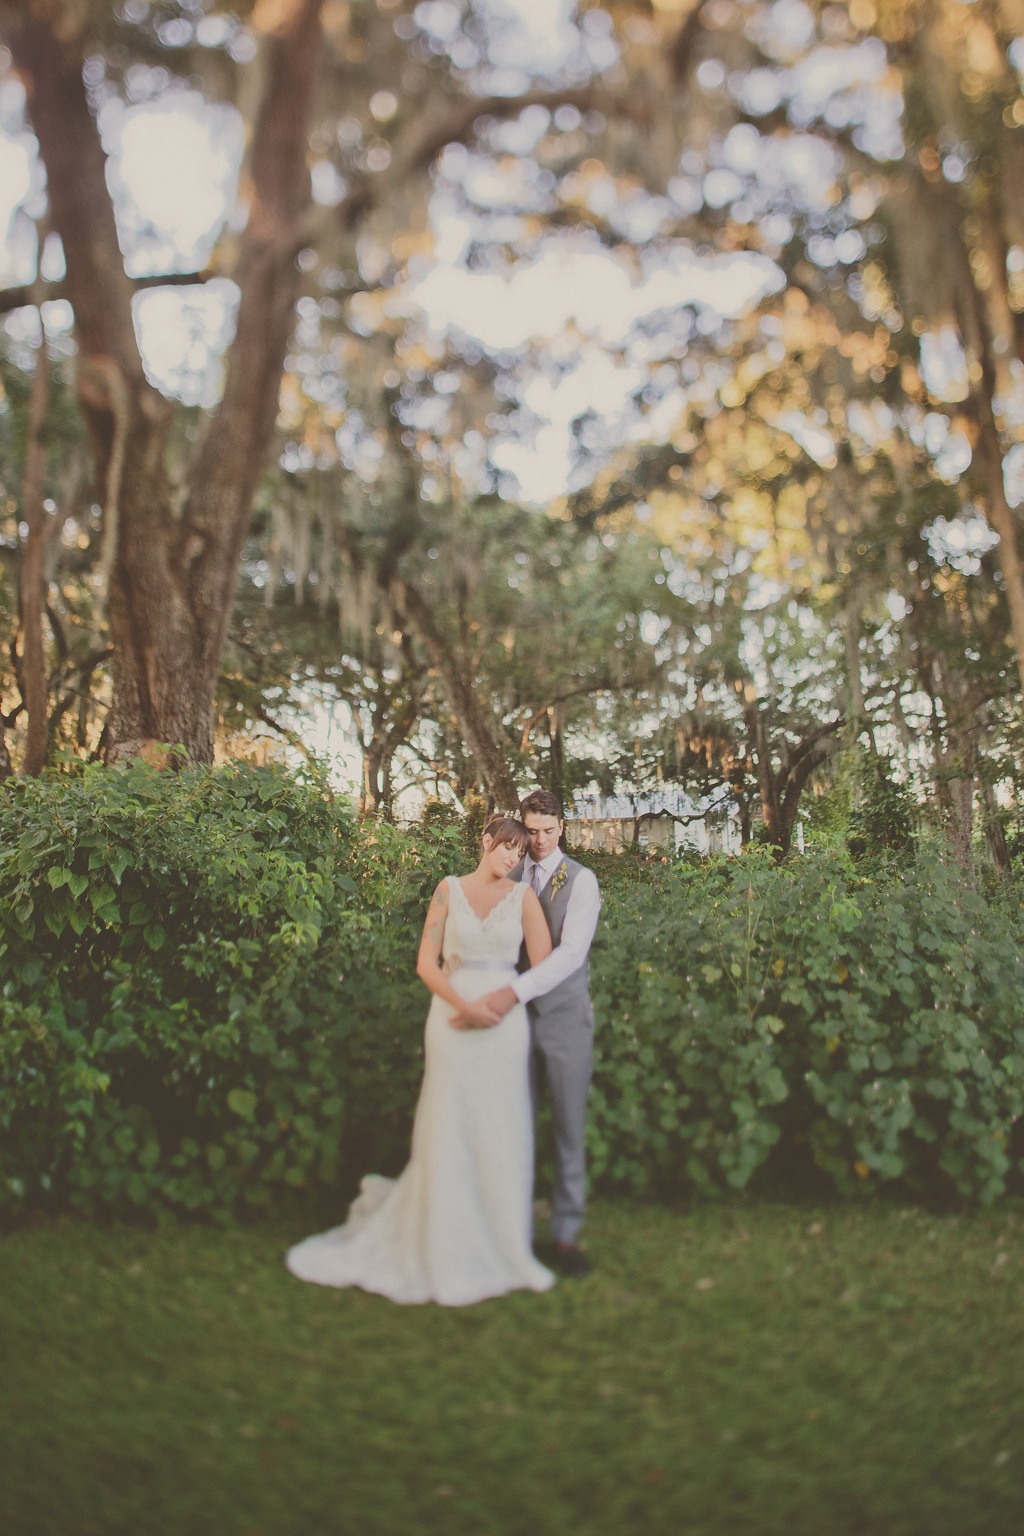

{"left": 512, "top": 848, "right": 601, "bottom": 1004}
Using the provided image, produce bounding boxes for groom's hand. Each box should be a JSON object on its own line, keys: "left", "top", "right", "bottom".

{"left": 480, "top": 986, "right": 518, "bottom": 1020}
{"left": 449, "top": 998, "right": 502, "bottom": 1030}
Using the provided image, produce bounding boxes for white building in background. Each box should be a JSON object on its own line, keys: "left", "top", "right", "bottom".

{"left": 566, "top": 790, "right": 743, "bottom": 856}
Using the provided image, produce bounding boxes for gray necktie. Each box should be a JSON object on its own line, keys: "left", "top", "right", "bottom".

{"left": 530, "top": 862, "right": 544, "bottom": 897}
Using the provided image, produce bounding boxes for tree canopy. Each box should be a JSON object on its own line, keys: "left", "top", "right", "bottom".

{"left": 1, "top": 0, "right": 1022, "bottom": 859}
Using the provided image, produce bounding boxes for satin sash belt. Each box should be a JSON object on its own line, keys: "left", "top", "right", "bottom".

{"left": 450, "top": 960, "right": 517, "bottom": 973}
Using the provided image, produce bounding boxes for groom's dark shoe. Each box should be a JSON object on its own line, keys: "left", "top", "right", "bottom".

{"left": 539, "top": 1240, "right": 592, "bottom": 1279}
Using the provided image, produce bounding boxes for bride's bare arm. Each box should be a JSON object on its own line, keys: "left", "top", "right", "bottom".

{"left": 416, "top": 881, "right": 500, "bottom": 1030}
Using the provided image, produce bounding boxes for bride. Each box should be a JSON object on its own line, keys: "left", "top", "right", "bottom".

{"left": 285, "top": 815, "right": 557, "bottom": 1306}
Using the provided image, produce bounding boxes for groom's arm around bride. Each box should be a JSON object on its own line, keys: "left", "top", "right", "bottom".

{"left": 479, "top": 790, "right": 601, "bottom": 1273}
{"left": 476, "top": 794, "right": 600, "bottom": 1027}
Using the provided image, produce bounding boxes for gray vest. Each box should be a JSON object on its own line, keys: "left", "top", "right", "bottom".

{"left": 515, "top": 855, "right": 593, "bottom": 1025}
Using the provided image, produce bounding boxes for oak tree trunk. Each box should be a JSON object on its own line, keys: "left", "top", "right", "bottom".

{"left": 914, "top": 165, "right": 1024, "bottom": 701}
{"left": 546, "top": 705, "right": 566, "bottom": 807}
{"left": 359, "top": 690, "right": 420, "bottom": 818}
{"left": 737, "top": 679, "right": 840, "bottom": 857}
{"left": 18, "top": 323, "right": 50, "bottom": 776}
{"left": 4, "top": 0, "right": 324, "bottom": 764}
{"left": 972, "top": 407, "right": 1024, "bottom": 702}
{"left": 980, "top": 775, "right": 1010, "bottom": 874}
{"left": 738, "top": 681, "right": 784, "bottom": 849}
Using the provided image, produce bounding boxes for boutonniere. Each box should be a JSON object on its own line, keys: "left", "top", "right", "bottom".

{"left": 548, "top": 860, "right": 568, "bottom": 898}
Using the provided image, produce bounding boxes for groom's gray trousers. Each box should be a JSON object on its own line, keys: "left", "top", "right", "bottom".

{"left": 517, "top": 855, "right": 596, "bottom": 1246}
{"left": 529, "top": 993, "right": 594, "bottom": 1245}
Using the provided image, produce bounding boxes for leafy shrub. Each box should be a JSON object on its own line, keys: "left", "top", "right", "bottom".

{"left": 2, "top": 764, "right": 1023, "bottom": 1217}
{"left": 846, "top": 755, "right": 918, "bottom": 859}
{"left": 0, "top": 762, "right": 462, "bottom": 1217}
{"left": 588, "top": 847, "right": 1024, "bottom": 1203}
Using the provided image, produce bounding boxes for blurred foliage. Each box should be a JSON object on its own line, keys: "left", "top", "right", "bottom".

{"left": 2, "top": 761, "right": 1023, "bottom": 1219}
{"left": 846, "top": 753, "right": 919, "bottom": 860}
{"left": 1, "top": 0, "right": 1023, "bottom": 857}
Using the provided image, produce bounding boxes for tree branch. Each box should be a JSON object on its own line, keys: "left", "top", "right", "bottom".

{"left": 248, "top": 700, "right": 315, "bottom": 761}
{"left": 3, "top": 14, "right": 143, "bottom": 379}
{"left": 46, "top": 648, "right": 114, "bottom": 749}
{"left": 624, "top": 793, "right": 736, "bottom": 848}
{"left": 779, "top": 717, "right": 845, "bottom": 783}
{"left": 300, "top": 84, "right": 665, "bottom": 253}
{"left": 185, "top": 0, "right": 325, "bottom": 568}
{"left": 780, "top": 736, "right": 841, "bottom": 836}
{"left": 669, "top": 0, "right": 710, "bottom": 85}
{"left": 0, "top": 268, "right": 217, "bottom": 318}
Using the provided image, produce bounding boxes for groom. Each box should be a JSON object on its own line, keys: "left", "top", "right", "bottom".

{"left": 480, "top": 790, "right": 601, "bottom": 1278}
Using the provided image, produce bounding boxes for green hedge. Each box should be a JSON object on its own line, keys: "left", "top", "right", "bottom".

{"left": 0, "top": 763, "right": 457, "bottom": 1216}
{"left": 2, "top": 763, "right": 1023, "bottom": 1217}
{"left": 589, "top": 850, "right": 1024, "bottom": 1203}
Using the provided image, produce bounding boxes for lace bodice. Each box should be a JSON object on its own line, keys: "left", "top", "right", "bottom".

{"left": 443, "top": 876, "right": 525, "bottom": 970}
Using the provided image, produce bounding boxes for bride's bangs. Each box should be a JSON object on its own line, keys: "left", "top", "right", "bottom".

{"left": 483, "top": 815, "right": 528, "bottom": 853}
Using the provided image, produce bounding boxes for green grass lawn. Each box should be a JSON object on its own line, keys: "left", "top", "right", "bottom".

{"left": 1, "top": 1201, "right": 1022, "bottom": 1536}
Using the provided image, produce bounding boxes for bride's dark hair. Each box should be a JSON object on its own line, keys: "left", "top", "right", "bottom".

{"left": 481, "top": 815, "right": 529, "bottom": 854}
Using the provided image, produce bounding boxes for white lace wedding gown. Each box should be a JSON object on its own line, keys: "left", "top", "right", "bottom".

{"left": 285, "top": 877, "right": 555, "bottom": 1306}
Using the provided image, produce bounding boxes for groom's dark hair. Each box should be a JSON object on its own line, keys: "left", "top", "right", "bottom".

{"left": 519, "top": 789, "right": 563, "bottom": 820}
